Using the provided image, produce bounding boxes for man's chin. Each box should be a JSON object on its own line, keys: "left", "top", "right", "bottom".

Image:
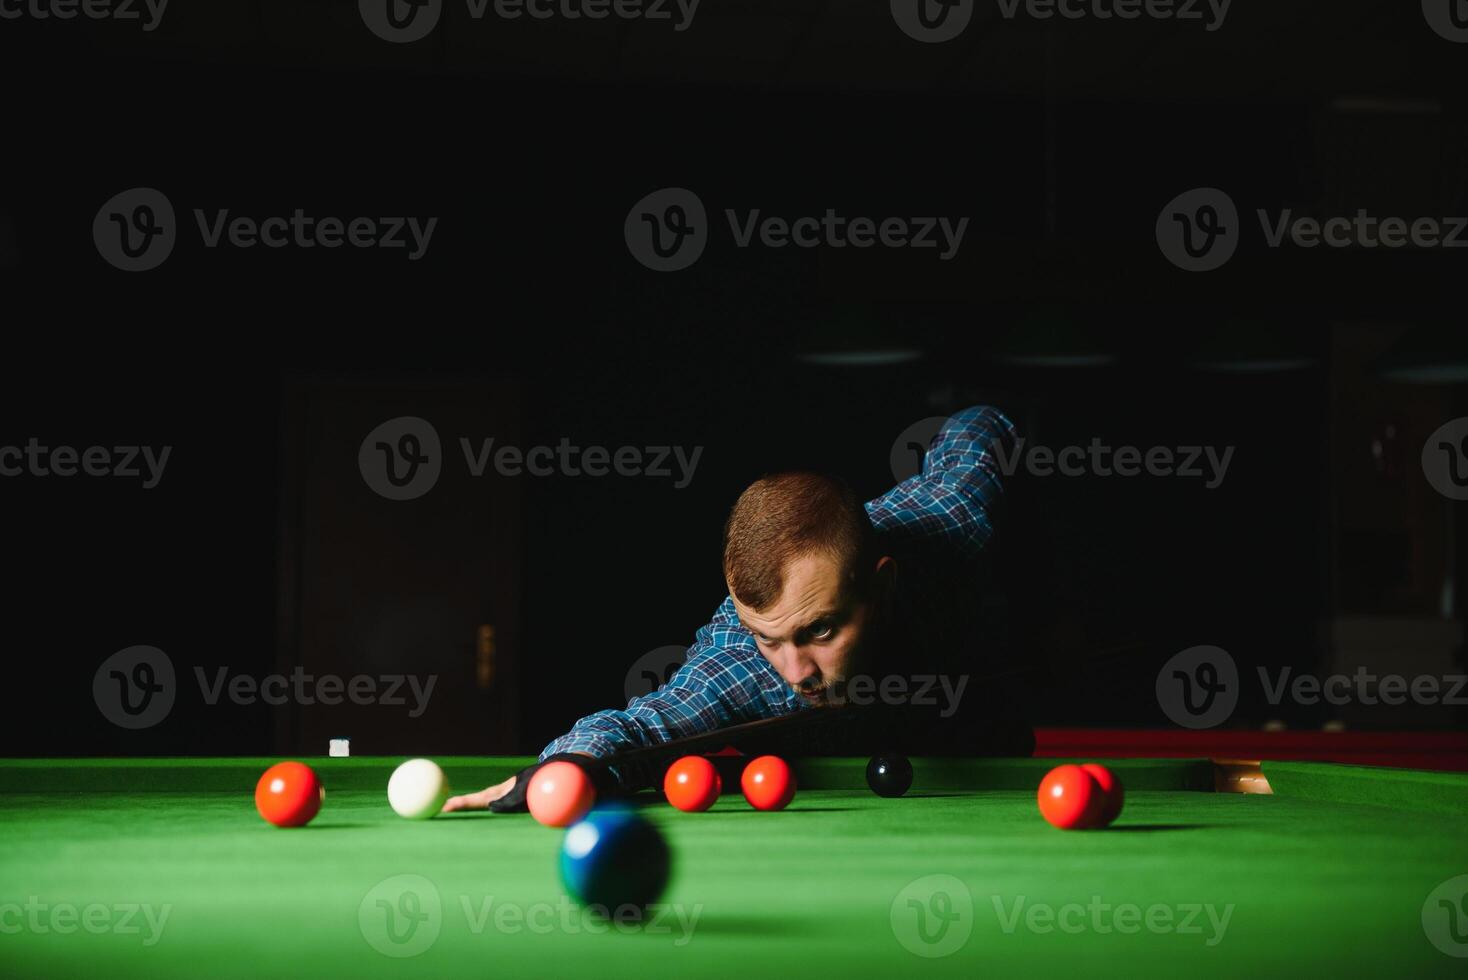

{"left": 797, "top": 687, "right": 850, "bottom": 708}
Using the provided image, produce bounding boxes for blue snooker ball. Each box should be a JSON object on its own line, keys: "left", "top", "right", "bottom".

{"left": 559, "top": 808, "right": 671, "bottom": 915}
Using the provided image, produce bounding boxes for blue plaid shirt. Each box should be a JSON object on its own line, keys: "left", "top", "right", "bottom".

{"left": 540, "top": 405, "right": 1016, "bottom": 760}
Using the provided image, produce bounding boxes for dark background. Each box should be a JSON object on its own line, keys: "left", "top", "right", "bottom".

{"left": 1, "top": 1, "right": 1464, "bottom": 755}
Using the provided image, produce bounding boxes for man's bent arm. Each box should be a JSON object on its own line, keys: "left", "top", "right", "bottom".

{"left": 867, "top": 405, "right": 1015, "bottom": 557}
{"left": 539, "top": 598, "right": 800, "bottom": 760}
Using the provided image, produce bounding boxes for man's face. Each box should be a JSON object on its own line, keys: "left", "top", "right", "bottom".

{"left": 730, "top": 551, "right": 888, "bottom": 705}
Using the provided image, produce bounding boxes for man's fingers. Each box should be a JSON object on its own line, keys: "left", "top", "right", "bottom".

{"left": 440, "top": 776, "right": 516, "bottom": 813}
{"left": 440, "top": 791, "right": 491, "bottom": 812}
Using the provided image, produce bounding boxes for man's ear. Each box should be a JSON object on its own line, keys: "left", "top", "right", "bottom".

{"left": 870, "top": 555, "right": 896, "bottom": 599}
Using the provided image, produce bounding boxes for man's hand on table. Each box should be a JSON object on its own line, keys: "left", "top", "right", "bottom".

{"left": 440, "top": 753, "right": 599, "bottom": 814}
{"left": 441, "top": 775, "right": 517, "bottom": 812}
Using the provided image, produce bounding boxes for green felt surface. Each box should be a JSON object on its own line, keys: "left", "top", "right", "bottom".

{"left": 1263, "top": 760, "right": 1468, "bottom": 815}
{"left": 2, "top": 758, "right": 1466, "bottom": 978}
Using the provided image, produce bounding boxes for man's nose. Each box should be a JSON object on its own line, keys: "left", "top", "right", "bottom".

{"left": 786, "top": 649, "right": 821, "bottom": 689}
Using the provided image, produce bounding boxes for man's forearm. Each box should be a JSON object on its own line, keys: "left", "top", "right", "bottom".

{"left": 539, "top": 711, "right": 653, "bottom": 760}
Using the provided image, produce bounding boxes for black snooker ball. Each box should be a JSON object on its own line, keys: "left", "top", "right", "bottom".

{"left": 865, "top": 754, "right": 913, "bottom": 797}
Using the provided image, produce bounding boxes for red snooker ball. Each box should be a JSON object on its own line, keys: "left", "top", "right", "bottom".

{"left": 527, "top": 761, "right": 596, "bottom": 828}
{"left": 1037, "top": 764, "right": 1104, "bottom": 830}
{"left": 740, "top": 755, "right": 795, "bottom": 811}
{"left": 1081, "top": 763, "right": 1124, "bottom": 826}
{"left": 664, "top": 755, "right": 721, "bottom": 812}
{"left": 255, "top": 761, "right": 324, "bottom": 828}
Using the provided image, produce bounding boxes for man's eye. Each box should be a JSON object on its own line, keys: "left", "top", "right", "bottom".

{"left": 810, "top": 624, "right": 834, "bottom": 640}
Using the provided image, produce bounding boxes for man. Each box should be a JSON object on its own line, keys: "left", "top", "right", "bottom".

{"left": 443, "top": 405, "right": 1020, "bottom": 812}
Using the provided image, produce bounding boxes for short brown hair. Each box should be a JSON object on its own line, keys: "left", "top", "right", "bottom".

{"left": 722, "top": 472, "right": 875, "bottom": 611}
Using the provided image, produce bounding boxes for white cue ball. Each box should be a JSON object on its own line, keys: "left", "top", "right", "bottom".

{"left": 388, "top": 758, "right": 450, "bottom": 820}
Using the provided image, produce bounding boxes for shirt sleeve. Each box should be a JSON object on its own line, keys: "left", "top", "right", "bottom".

{"left": 539, "top": 597, "right": 800, "bottom": 760}
{"left": 866, "top": 405, "right": 1015, "bottom": 558}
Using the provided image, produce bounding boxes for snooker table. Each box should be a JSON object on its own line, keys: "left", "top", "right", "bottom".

{"left": 3, "top": 757, "right": 1467, "bottom": 978}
